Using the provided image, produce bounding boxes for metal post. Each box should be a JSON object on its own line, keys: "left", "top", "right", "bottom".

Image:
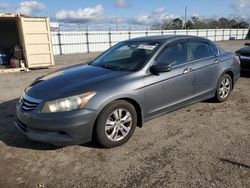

{"left": 206, "top": 29, "right": 208, "bottom": 38}
{"left": 214, "top": 29, "right": 217, "bottom": 41}
{"left": 145, "top": 27, "right": 148, "bottom": 36}
{"left": 161, "top": 30, "right": 163, "bottom": 35}
{"left": 128, "top": 26, "right": 131, "bottom": 39}
{"left": 229, "top": 29, "right": 232, "bottom": 39}
{"left": 236, "top": 28, "right": 239, "bottom": 40}
{"left": 242, "top": 29, "right": 245, "bottom": 39}
{"left": 57, "top": 30, "right": 62, "bottom": 55}
{"left": 85, "top": 26, "right": 90, "bottom": 53}
{"left": 108, "top": 27, "right": 112, "bottom": 48}
{"left": 222, "top": 29, "right": 225, "bottom": 41}
{"left": 128, "top": 31, "right": 131, "bottom": 39}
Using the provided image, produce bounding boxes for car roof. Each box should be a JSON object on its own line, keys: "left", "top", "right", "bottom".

{"left": 128, "top": 35, "right": 210, "bottom": 43}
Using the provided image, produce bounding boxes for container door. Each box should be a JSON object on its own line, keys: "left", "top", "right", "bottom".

{"left": 20, "top": 17, "right": 54, "bottom": 68}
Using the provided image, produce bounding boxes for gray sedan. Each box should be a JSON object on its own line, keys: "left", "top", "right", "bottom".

{"left": 16, "top": 35, "right": 240, "bottom": 147}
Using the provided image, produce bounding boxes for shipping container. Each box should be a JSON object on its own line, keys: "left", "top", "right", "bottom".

{"left": 0, "top": 13, "right": 54, "bottom": 69}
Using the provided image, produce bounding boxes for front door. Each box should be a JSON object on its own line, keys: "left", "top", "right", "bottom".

{"left": 144, "top": 41, "right": 194, "bottom": 118}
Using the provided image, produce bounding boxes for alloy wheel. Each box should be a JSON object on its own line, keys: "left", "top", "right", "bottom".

{"left": 219, "top": 77, "right": 231, "bottom": 99}
{"left": 105, "top": 108, "right": 132, "bottom": 141}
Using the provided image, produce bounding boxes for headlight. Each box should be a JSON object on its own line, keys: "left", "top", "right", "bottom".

{"left": 41, "top": 91, "right": 96, "bottom": 113}
{"left": 16, "top": 96, "right": 23, "bottom": 109}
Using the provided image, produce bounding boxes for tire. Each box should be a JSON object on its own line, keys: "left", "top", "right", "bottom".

{"left": 215, "top": 74, "right": 232, "bottom": 102}
{"left": 95, "top": 100, "right": 137, "bottom": 148}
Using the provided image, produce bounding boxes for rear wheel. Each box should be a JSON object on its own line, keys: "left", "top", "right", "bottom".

{"left": 95, "top": 100, "right": 137, "bottom": 148}
{"left": 215, "top": 74, "right": 232, "bottom": 102}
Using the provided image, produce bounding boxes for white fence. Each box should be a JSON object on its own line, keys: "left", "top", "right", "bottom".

{"left": 51, "top": 28, "right": 250, "bottom": 55}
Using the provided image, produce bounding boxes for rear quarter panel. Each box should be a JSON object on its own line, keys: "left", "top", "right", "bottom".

{"left": 218, "top": 51, "right": 240, "bottom": 87}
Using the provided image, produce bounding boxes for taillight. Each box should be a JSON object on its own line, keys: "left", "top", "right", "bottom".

{"left": 234, "top": 55, "right": 241, "bottom": 64}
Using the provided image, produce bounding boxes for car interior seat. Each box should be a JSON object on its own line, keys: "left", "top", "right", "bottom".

{"left": 194, "top": 44, "right": 210, "bottom": 59}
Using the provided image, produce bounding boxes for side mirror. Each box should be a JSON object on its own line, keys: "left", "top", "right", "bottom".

{"left": 150, "top": 64, "right": 172, "bottom": 75}
{"left": 87, "top": 60, "right": 93, "bottom": 65}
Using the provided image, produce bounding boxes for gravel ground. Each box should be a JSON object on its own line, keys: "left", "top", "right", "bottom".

{"left": 0, "top": 40, "right": 249, "bottom": 188}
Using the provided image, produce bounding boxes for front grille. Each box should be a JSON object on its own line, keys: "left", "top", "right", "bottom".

{"left": 21, "top": 94, "right": 42, "bottom": 111}
{"left": 21, "top": 98, "right": 39, "bottom": 111}
{"left": 241, "top": 53, "right": 250, "bottom": 57}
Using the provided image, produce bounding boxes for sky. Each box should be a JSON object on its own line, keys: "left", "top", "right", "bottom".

{"left": 0, "top": 0, "right": 249, "bottom": 29}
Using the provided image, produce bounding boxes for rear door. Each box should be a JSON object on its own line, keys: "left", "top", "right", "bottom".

{"left": 20, "top": 17, "right": 54, "bottom": 68}
{"left": 188, "top": 40, "right": 220, "bottom": 97}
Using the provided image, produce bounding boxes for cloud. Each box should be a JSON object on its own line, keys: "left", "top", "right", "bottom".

{"left": 16, "top": 1, "right": 45, "bottom": 15}
{"left": 232, "top": 0, "right": 250, "bottom": 11}
{"left": 239, "top": 14, "right": 249, "bottom": 20}
{"left": 131, "top": 7, "right": 176, "bottom": 25}
{"left": 153, "top": 7, "right": 165, "bottom": 14}
{"left": 55, "top": 5, "right": 105, "bottom": 23}
{"left": 115, "top": 0, "right": 130, "bottom": 8}
{"left": 231, "top": 0, "right": 250, "bottom": 23}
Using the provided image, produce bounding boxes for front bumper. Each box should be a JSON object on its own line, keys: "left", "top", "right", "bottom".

{"left": 15, "top": 106, "right": 98, "bottom": 146}
{"left": 239, "top": 55, "right": 250, "bottom": 70}
{"left": 241, "top": 62, "right": 250, "bottom": 71}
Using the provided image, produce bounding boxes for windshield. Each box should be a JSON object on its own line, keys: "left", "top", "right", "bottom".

{"left": 91, "top": 41, "right": 161, "bottom": 71}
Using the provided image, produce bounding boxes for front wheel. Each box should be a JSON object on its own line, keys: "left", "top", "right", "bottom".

{"left": 215, "top": 74, "right": 232, "bottom": 102}
{"left": 95, "top": 100, "right": 137, "bottom": 148}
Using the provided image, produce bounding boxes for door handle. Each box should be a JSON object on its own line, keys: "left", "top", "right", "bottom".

{"left": 183, "top": 67, "right": 193, "bottom": 74}
{"left": 214, "top": 59, "right": 220, "bottom": 64}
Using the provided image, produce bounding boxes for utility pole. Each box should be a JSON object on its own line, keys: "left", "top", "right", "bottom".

{"left": 115, "top": 17, "right": 118, "bottom": 31}
{"left": 181, "top": 16, "right": 184, "bottom": 29}
{"left": 184, "top": 6, "right": 187, "bottom": 29}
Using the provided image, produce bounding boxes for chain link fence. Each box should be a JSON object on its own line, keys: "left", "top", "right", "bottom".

{"left": 51, "top": 28, "right": 250, "bottom": 55}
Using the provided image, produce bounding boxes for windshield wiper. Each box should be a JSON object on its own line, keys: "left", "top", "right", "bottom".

{"left": 100, "top": 64, "right": 119, "bottom": 70}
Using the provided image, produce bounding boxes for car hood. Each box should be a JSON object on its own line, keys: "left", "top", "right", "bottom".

{"left": 236, "top": 46, "right": 250, "bottom": 54}
{"left": 26, "top": 64, "right": 128, "bottom": 100}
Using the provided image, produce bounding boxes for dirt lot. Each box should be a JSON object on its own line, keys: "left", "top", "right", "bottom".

{"left": 0, "top": 40, "right": 249, "bottom": 188}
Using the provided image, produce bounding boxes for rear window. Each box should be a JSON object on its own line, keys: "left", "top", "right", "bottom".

{"left": 209, "top": 42, "right": 219, "bottom": 56}
{"left": 189, "top": 41, "right": 213, "bottom": 60}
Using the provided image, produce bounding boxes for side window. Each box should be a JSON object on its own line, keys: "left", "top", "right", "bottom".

{"left": 189, "top": 41, "right": 213, "bottom": 61}
{"left": 156, "top": 42, "right": 188, "bottom": 66}
{"left": 209, "top": 42, "right": 219, "bottom": 56}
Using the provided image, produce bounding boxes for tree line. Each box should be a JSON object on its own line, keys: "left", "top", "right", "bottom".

{"left": 152, "top": 16, "right": 249, "bottom": 30}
